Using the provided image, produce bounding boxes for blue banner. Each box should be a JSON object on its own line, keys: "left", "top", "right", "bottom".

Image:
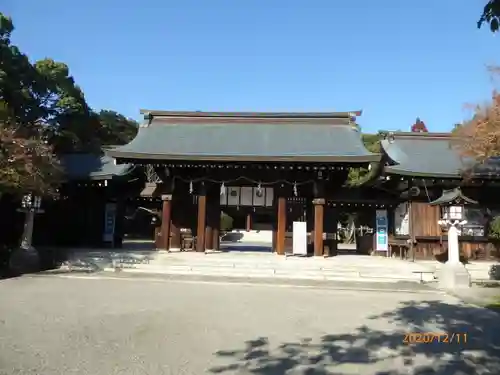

{"left": 375, "top": 209, "right": 388, "bottom": 251}
{"left": 103, "top": 203, "right": 117, "bottom": 243}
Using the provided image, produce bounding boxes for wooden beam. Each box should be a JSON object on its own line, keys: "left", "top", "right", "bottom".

{"left": 160, "top": 195, "right": 172, "bottom": 251}
{"left": 211, "top": 198, "right": 221, "bottom": 251}
{"left": 212, "top": 213, "right": 220, "bottom": 251}
{"left": 313, "top": 198, "right": 325, "bottom": 257}
{"left": 276, "top": 196, "right": 286, "bottom": 255}
{"left": 170, "top": 221, "right": 181, "bottom": 249}
{"left": 205, "top": 197, "right": 214, "bottom": 251}
{"left": 196, "top": 191, "right": 207, "bottom": 252}
{"left": 205, "top": 185, "right": 221, "bottom": 251}
{"left": 246, "top": 213, "right": 252, "bottom": 232}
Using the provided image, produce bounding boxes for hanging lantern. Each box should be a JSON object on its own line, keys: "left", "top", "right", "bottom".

{"left": 256, "top": 183, "right": 263, "bottom": 198}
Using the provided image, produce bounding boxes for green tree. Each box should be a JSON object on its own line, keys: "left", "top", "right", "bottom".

{"left": 0, "top": 15, "right": 43, "bottom": 127}
{"left": 0, "top": 12, "right": 141, "bottom": 198}
{"left": 0, "top": 12, "right": 107, "bottom": 156}
{"left": 34, "top": 58, "right": 101, "bottom": 154}
{"left": 347, "top": 133, "right": 381, "bottom": 186}
{"left": 1, "top": 12, "right": 137, "bottom": 158}
{"left": 96, "top": 110, "right": 138, "bottom": 146}
{"left": 479, "top": 1, "right": 500, "bottom": 32}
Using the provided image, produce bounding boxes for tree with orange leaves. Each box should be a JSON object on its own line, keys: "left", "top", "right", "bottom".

{"left": 453, "top": 67, "right": 500, "bottom": 165}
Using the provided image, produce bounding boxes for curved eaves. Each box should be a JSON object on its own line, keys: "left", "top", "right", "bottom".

{"left": 380, "top": 139, "right": 410, "bottom": 166}
{"left": 107, "top": 120, "right": 380, "bottom": 163}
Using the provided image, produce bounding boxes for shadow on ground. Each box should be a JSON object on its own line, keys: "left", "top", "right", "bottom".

{"left": 209, "top": 300, "right": 500, "bottom": 374}
{"left": 0, "top": 244, "right": 158, "bottom": 280}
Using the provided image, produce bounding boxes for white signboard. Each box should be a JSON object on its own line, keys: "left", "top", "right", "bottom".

{"left": 375, "top": 209, "right": 388, "bottom": 251}
{"left": 265, "top": 187, "right": 274, "bottom": 207}
{"left": 292, "top": 221, "right": 308, "bottom": 256}
{"left": 240, "top": 187, "right": 253, "bottom": 206}
{"left": 227, "top": 187, "right": 240, "bottom": 206}
{"left": 220, "top": 186, "right": 274, "bottom": 207}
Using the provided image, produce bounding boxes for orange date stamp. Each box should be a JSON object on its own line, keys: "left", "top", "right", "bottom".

{"left": 403, "top": 332, "right": 467, "bottom": 344}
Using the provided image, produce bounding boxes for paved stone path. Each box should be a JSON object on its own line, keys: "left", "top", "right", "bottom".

{"left": 0, "top": 274, "right": 498, "bottom": 375}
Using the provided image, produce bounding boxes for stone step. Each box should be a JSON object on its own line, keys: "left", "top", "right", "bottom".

{"left": 150, "top": 258, "right": 431, "bottom": 270}
{"left": 103, "top": 266, "right": 428, "bottom": 282}
{"left": 140, "top": 262, "right": 427, "bottom": 276}
{"left": 431, "top": 264, "right": 492, "bottom": 279}
{"left": 104, "top": 264, "right": 432, "bottom": 282}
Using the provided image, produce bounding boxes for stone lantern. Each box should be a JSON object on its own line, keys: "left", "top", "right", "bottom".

{"left": 10, "top": 194, "right": 44, "bottom": 274}
{"left": 430, "top": 188, "right": 477, "bottom": 289}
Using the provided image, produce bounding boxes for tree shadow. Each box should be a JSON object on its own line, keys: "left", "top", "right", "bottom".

{"left": 209, "top": 300, "right": 500, "bottom": 374}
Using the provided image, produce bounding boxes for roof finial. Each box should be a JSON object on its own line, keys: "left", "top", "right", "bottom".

{"left": 141, "top": 112, "right": 153, "bottom": 127}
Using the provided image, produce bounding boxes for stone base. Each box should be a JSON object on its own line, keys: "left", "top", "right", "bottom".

{"left": 9, "top": 246, "right": 40, "bottom": 275}
{"left": 438, "top": 263, "right": 471, "bottom": 290}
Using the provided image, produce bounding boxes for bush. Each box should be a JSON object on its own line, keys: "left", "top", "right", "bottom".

{"left": 489, "top": 216, "right": 500, "bottom": 239}
{"left": 488, "top": 264, "right": 500, "bottom": 280}
{"left": 220, "top": 211, "right": 233, "bottom": 232}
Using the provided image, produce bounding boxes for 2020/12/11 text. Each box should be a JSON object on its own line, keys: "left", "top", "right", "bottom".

{"left": 403, "top": 333, "right": 467, "bottom": 344}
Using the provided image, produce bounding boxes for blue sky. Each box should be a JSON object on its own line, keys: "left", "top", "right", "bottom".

{"left": 3, "top": 0, "right": 499, "bottom": 132}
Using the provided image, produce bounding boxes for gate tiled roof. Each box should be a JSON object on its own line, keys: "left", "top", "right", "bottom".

{"left": 381, "top": 132, "right": 500, "bottom": 179}
{"left": 107, "top": 110, "right": 379, "bottom": 163}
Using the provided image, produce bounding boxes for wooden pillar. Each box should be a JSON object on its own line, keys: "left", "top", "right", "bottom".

{"left": 169, "top": 188, "right": 182, "bottom": 249}
{"left": 324, "top": 204, "right": 338, "bottom": 257}
{"left": 205, "top": 198, "right": 214, "bottom": 251}
{"left": 170, "top": 222, "right": 181, "bottom": 249}
{"left": 196, "top": 187, "right": 207, "bottom": 252}
{"left": 276, "top": 196, "right": 287, "bottom": 255}
{"left": 154, "top": 226, "right": 162, "bottom": 249}
{"left": 313, "top": 198, "right": 325, "bottom": 257}
{"left": 160, "top": 194, "right": 172, "bottom": 251}
{"left": 211, "top": 201, "right": 221, "bottom": 251}
{"left": 205, "top": 186, "right": 220, "bottom": 251}
{"left": 246, "top": 213, "right": 252, "bottom": 232}
{"left": 205, "top": 225, "right": 213, "bottom": 250}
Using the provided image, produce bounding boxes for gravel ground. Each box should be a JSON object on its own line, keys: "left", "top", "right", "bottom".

{"left": 0, "top": 274, "right": 498, "bottom": 375}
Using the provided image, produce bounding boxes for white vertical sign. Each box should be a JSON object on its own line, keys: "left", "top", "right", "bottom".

{"left": 292, "top": 221, "right": 308, "bottom": 256}
{"left": 227, "top": 187, "right": 240, "bottom": 206}
{"left": 240, "top": 187, "right": 253, "bottom": 206}
{"left": 265, "top": 188, "right": 274, "bottom": 207}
